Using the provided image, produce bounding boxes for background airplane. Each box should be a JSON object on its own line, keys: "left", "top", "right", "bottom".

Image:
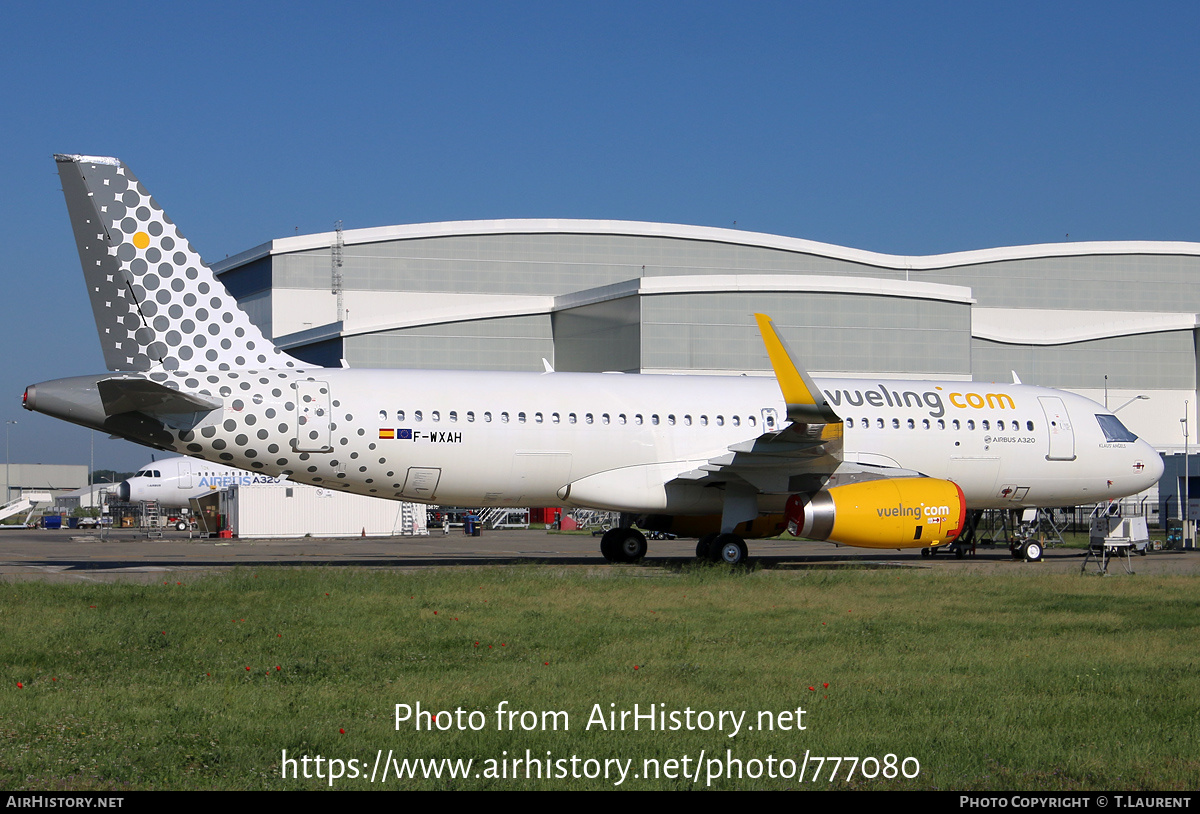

{"left": 24, "top": 155, "right": 1164, "bottom": 564}
{"left": 119, "top": 457, "right": 283, "bottom": 509}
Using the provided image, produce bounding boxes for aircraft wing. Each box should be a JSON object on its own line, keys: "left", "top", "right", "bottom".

{"left": 670, "top": 419, "right": 844, "bottom": 494}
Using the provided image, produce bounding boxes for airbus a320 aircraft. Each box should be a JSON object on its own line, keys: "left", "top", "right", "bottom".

{"left": 119, "top": 457, "right": 283, "bottom": 509}
{"left": 25, "top": 155, "right": 1164, "bottom": 564}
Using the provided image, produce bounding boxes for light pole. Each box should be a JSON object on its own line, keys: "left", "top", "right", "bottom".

{"left": 4, "top": 420, "right": 15, "bottom": 505}
{"left": 1183, "top": 402, "right": 1191, "bottom": 549}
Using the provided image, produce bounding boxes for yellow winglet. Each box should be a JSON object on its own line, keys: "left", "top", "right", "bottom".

{"left": 754, "top": 314, "right": 840, "bottom": 422}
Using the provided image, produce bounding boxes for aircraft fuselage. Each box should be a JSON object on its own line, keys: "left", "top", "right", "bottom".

{"left": 26, "top": 367, "right": 1162, "bottom": 515}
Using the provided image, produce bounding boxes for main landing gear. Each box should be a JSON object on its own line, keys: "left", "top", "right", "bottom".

{"left": 599, "top": 526, "right": 648, "bottom": 563}
{"left": 695, "top": 532, "right": 748, "bottom": 566}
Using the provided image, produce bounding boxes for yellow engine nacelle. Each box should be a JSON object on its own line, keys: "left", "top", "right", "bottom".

{"left": 784, "top": 478, "right": 967, "bottom": 549}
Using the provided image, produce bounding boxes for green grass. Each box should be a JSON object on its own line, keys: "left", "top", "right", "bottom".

{"left": 2, "top": 567, "right": 1198, "bottom": 790}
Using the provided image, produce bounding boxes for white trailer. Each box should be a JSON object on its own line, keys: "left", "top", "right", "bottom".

{"left": 222, "top": 482, "right": 428, "bottom": 538}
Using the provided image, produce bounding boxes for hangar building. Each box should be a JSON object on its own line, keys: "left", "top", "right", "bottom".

{"left": 212, "top": 219, "right": 1200, "bottom": 463}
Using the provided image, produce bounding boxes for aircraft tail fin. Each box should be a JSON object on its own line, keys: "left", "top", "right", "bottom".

{"left": 54, "top": 154, "right": 301, "bottom": 373}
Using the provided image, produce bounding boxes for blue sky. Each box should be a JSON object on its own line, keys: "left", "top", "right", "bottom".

{"left": 2, "top": 1, "right": 1199, "bottom": 472}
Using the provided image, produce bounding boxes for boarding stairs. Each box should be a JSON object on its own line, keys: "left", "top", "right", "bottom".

{"left": 399, "top": 502, "right": 429, "bottom": 536}
{"left": 141, "top": 500, "right": 164, "bottom": 538}
{"left": 571, "top": 509, "right": 620, "bottom": 531}
{"left": 0, "top": 491, "right": 53, "bottom": 526}
{"left": 479, "top": 507, "right": 530, "bottom": 529}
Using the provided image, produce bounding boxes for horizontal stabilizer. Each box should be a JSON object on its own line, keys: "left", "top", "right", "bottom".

{"left": 97, "top": 378, "right": 221, "bottom": 418}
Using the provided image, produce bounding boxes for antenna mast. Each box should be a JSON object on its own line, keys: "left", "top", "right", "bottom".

{"left": 331, "top": 219, "right": 345, "bottom": 323}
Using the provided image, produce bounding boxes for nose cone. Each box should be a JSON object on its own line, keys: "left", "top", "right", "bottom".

{"left": 1138, "top": 443, "right": 1165, "bottom": 488}
{"left": 117, "top": 481, "right": 131, "bottom": 502}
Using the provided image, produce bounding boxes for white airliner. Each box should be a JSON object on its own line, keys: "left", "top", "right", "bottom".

{"left": 24, "top": 155, "right": 1164, "bottom": 564}
{"left": 119, "top": 457, "right": 283, "bottom": 508}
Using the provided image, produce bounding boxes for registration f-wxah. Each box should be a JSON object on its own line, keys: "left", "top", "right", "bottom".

{"left": 25, "top": 155, "right": 1164, "bottom": 563}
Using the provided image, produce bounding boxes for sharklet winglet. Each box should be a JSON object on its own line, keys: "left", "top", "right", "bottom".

{"left": 754, "top": 313, "right": 840, "bottom": 423}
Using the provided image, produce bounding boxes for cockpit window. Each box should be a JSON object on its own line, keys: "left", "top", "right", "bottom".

{"left": 1096, "top": 414, "right": 1138, "bottom": 443}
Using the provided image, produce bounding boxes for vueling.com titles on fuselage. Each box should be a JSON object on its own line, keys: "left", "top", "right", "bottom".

{"left": 822, "top": 385, "right": 1017, "bottom": 419}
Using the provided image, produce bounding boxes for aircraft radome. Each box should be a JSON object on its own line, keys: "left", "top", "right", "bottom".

{"left": 25, "top": 155, "right": 1164, "bottom": 564}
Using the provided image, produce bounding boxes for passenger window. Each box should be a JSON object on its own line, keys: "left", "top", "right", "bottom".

{"left": 569, "top": 413, "right": 577, "bottom": 424}
{"left": 652, "top": 415, "right": 660, "bottom": 425}
{"left": 414, "top": 410, "right": 423, "bottom": 422}
{"left": 997, "top": 420, "right": 1005, "bottom": 430}
{"left": 845, "top": 418, "right": 853, "bottom": 427}
{"left": 467, "top": 411, "right": 475, "bottom": 423}
{"left": 432, "top": 411, "right": 440, "bottom": 422}
{"left": 716, "top": 416, "right": 724, "bottom": 426}
{"left": 449, "top": 411, "right": 458, "bottom": 422}
{"left": 861, "top": 418, "right": 868, "bottom": 428}
{"left": 397, "top": 410, "right": 405, "bottom": 422}
{"left": 982, "top": 420, "right": 990, "bottom": 431}
{"left": 602, "top": 413, "right": 611, "bottom": 425}
{"left": 518, "top": 412, "right": 526, "bottom": 424}
{"left": 967, "top": 420, "right": 975, "bottom": 430}
{"left": 923, "top": 419, "right": 930, "bottom": 430}
{"left": 552, "top": 412, "right": 560, "bottom": 424}
{"left": 501, "top": 412, "right": 510, "bottom": 423}
{"left": 733, "top": 416, "right": 740, "bottom": 426}
{"left": 635, "top": 414, "right": 643, "bottom": 425}
{"left": 668, "top": 414, "right": 676, "bottom": 426}
{"left": 748, "top": 416, "right": 756, "bottom": 427}
{"left": 907, "top": 419, "right": 915, "bottom": 429}
{"left": 535, "top": 412, "right": 543, "bottom": 424}
{"left": 378, "top": 410, "right": 387, "bottom": 421}
{"left": 683, "top": 415, "right": 692, "bottom": 426}
{"left": 586, "top": 413, "right": 594, "bottom": 424}
{"left": 1027, "top": 421, "right": 1035, "bottom": 431}
{"left": 892, "top": 418, "right": 900, "bottom": 429}
{"left": 877, "top": 418, "right": 885, "bottom": 429}
{"left": 952, "top": 419, "right": 960, "bottom": 430}
{"left": 484, "top": 411, "right": 492, "bottom": 423}
{"left": 937, "top": 419, "right": 945, "bottom": 430}
{"left": 620, "top": 414, "right": 628, "bottom": 425}
{"left": 700, "top": 415, "right": 708, "bottom": 426}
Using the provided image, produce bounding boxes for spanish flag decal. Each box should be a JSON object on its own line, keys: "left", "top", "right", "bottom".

{"left": 379, "top": 428, "right": 396, "bottom": 440}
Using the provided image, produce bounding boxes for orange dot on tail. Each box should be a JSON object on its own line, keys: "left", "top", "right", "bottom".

{"left": 133, "top": 232, "right": 150, "bottom": 249}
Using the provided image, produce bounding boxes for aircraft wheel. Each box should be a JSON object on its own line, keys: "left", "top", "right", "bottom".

{"left": 1022, "top": 541, "right": 1043, "bottom": 562}
{"left": 175, "top": 521, "right": 188, "bottom": 531}
{"left": 696, "top": 533, "right": 717, "bottom": 560}
{"left": 618, "top": 528, "right": 647, "bottom": 563}
{"left": 601, "top": 527, "right": 646, "bottom": 563}
{"left": 714, "top": 533, "right": 748, "bottom": 566}
{"left": 954, "top": 546, "right": 965, "bottom": 559}
{"left": 920, "top": 547, "right": 930, "bottom": 558}
{"left": 599, "top": 529, "right": 621, "bottom": 562}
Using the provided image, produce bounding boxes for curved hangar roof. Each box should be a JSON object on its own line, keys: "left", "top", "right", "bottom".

{"left": 215, "top": 219, "right": 1200, "bottom": 349}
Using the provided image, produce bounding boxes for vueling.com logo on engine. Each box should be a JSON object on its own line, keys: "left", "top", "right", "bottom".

{"left": 877, "top": 504, "right": 952, "bottom": 519}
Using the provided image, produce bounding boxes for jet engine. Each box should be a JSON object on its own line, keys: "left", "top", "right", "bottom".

{"left": 785, "top": 478, "right": 967, "bottom": 549}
